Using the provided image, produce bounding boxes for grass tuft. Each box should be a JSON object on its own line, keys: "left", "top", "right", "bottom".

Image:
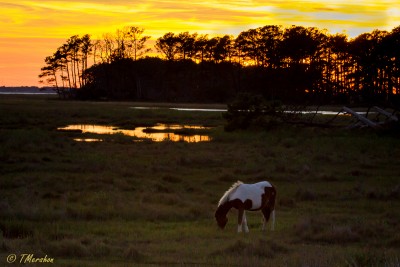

{"left": 212, "top": 239, "right": 289, "bottom": 259}
{"left": 293, "top": 217, "right": 360, "bottom": 244}
{"left": 124, "top": 246, "right": 145, "bottom": 262}
{"left": 345, "top": 248, "right": 399, "bottom": 267}
{"left": 0, "top": 221, "right": 34, "bottom": 239}
{"left": 46, "top": 239, "right": 90, "bottom": 258}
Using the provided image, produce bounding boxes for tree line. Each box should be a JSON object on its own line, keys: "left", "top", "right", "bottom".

{"left": 39, "top": 25, "right": 400, "bottom": 105}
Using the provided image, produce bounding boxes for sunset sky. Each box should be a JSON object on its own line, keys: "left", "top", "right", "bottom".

{"left": 1, "top": 0, "right": 399, "bottom": 86}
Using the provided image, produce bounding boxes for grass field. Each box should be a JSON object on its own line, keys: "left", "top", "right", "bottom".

{"left": 1, "top": 95, "right": 400, "bottom": 266}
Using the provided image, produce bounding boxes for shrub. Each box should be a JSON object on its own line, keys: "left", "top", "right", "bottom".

{"left": 223, "top": 93, "right": 283, "bottom": 131}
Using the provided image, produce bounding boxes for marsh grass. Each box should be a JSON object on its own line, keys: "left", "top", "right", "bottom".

{"left": 1, "top": 95, "right": 399, "bottom": 266}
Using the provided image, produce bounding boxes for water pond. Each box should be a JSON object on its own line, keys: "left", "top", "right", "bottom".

{"left": 58, "top": 124, "right": 212, "bottom": 143}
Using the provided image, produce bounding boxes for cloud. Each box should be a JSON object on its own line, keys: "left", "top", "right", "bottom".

{"left": 1, "top": 0, "right": 397, "bottom": 39}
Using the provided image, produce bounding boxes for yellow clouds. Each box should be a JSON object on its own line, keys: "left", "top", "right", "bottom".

{"left": 1, "top": 0, "right": 398, "bottom": 39}
{"left": 248, "top": 0, "right": 398, "bottom": 36}
{"left": 387, "top": 7, "right": 400, "bottom": 30}
{"left": 0, "top": 1, "right": 145, "bottom": 38}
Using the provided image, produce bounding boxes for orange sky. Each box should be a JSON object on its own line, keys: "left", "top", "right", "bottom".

{"left": 1, "top": 0, "right": 399, "bottom": 86}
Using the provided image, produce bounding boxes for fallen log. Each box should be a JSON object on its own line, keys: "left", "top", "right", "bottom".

{"left": 343, "top": 106, "right": 379, "bottom": 128}
{"left": 373, "top": 106, "right": 398, "bottom": 122}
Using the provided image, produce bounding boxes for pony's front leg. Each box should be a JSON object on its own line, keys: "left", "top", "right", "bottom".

{"left": 237, "top": 208, "right": 244, "bottom": 233}
{"left": 242, "top": 211, "right": 249, "bottom": 233}
{"left": 237, "top": 209, "right": 243, "bottom": 233}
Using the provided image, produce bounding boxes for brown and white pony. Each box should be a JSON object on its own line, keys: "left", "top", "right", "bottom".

{"left": 215, "top": 181, "right": 276, "bottom": 233}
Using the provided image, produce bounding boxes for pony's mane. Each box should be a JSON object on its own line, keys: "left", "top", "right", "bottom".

{"left": 218, "top": 180, "right": 243, "bottom": 207}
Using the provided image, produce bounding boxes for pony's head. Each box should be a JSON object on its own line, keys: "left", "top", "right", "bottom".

{"left": 215, "top": 210, "right": 228, "bottom": 229}
{"left": 215, "top": 181, "right": 242, "bottom": 229}
{"left": 215, "top": 202, "right": 231, "bottom": 229}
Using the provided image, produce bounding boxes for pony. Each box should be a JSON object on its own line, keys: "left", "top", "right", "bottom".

{"left": 215, "top": 181, "right": 276, "bottom": 233}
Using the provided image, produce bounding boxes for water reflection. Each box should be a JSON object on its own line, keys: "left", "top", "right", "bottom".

{"left": 58, "top": 124, "right": 211, "bottom": 143}
{"left": 74, "top": 138, "right": 104, "bottom": 142}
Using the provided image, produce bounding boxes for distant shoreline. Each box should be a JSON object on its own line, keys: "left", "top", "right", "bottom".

{"left": 0, "top": 92, "right": 57, "bottom": 95}
{"left": 0, "top": 86, "right": 56, "bottom": 95}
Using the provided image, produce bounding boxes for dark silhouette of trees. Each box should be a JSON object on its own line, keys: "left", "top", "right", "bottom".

{"left": 209, "top": 35, "right": 235, "bottom": 63}
{"left": 349, "top": 30, "right": 387, "bottom": 102}
{"left": 39, "top": 55, "right": 60, "bottom": 89}
{"left": 155, "top": 32, "right": 180, "bottom": 61}
{"left": 39, "top": 27, "right": 152, "bottom": 97}
{"left": 40, "top": 24, "right": 400, "bottom": 106}
{"left": 176, "top": 32, "right": 197, "bottom": 60}
{"left": 385, "top": 26, "right": 400, "bottom": 96}
{"left": 125, "top": 26, "right": 151, "bottom": 61}
{"left": 324, "top": 33, "right": 350, "bottom": 100}
{"left": 39, "top": 34, "right": 94, "bottom": 97}
{"left": 194, "top": 34, "right": 209, "bottom": 62}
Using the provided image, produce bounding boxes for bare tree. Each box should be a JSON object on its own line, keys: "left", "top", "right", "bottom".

{"left": 40, "top": 34, "right": 94, "bottom": 95}
{"left": 155, "top": 32, "right": 180, "bottom": 61}
{"left": 80, "top": 34, "right": 93, "bottom": 86}
{"left": 39, "top": 55, "right": 59, "bottom": 88}
{"left": 125, "top": 26, "right": 151, "bottom": 60}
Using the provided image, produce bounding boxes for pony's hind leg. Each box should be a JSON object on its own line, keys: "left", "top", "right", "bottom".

{"left": 262, "top": 216, "right": 266, "bottom": 231}
{"left": 271, "top": 209, "right": 275, "bottom": 231}
{"left": 262, "top": 207, "right": 275, "bottom": 231}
